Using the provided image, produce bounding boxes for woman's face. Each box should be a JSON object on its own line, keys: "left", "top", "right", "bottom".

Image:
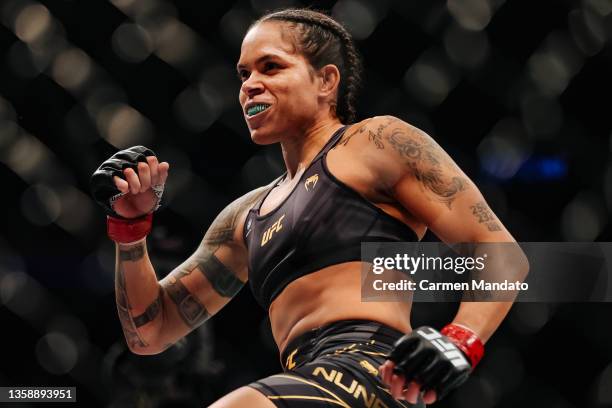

{"left": 237, "top": 21, "right": 322, "bottom": 144}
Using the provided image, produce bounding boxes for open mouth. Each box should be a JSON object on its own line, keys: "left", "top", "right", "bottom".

{"left": 246, "top": 103, "right": 271, "bottom": 117}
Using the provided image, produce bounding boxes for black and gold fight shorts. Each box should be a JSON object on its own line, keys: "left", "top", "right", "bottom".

{"left": 249, "top": 320, "right": 424, "bottom": 408}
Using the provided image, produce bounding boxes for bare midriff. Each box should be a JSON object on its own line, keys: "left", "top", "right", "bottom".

{"left": 269, "top": 261, "right": 413, "bottom": 355}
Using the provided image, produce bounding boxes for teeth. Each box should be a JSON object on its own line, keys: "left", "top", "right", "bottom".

{"left": 247, "top": 104, "right": 270, "bottom": 116}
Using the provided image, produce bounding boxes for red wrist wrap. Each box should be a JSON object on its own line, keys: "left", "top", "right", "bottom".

{"left": 441, "top": 324, "right": 485, "bottom": 368}
{"left": 107, "top": 213, "right": 153, "bottom": 243}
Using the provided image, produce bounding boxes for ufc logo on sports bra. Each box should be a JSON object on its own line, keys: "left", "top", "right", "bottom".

{"left": 261, "top": 214, "right": 285, "bottom": 247}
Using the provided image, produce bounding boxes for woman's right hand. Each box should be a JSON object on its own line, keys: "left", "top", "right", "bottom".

{"left": 112, "top": 156, "right": 169, "bottom": 219}
{"left": 90, "top": 146, "right": 169, "bottom": 219}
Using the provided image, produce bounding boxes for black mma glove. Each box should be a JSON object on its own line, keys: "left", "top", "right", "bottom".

{"left": 388, "top": 325, "right": 479, "bottom": 400}
{"left": 90, "top": 145, "right": 164, "bottom": 219}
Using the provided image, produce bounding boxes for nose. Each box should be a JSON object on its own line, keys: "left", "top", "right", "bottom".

{"left": 241, "top": 73, "right": 264, "bottom": 99}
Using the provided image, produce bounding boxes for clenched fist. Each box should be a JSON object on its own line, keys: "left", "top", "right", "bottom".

{"left": 90, "top": 146, "right": 169, "bottom": 219}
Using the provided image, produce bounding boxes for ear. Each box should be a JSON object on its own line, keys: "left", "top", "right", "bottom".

{"left": 317, "top": 64, "right": 341, "bottom": 98}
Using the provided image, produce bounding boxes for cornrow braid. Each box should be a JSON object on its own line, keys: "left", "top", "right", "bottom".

{"left": 254, "top": 9, "right": 363, "bottom": 124}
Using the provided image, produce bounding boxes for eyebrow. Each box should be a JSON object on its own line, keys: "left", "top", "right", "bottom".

{"left": 236, "top": 54, "right": 283, "bottom": 72}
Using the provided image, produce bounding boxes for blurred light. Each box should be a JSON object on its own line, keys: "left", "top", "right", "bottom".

{"left": 55, "top": 185, "right": 96, "bottom": 238}
{"left": 585, "top": 0, "right": 612, "bottom": 16}
{"left": 8, "top": 41, "right": 48, "bottom": 78}
{"left": 219, "top": 6, "right": 253, "bottom": 49}
{"left": 568, "top": 8, "right": 606, "bottom": 56}
{"left": 561, "top": 192, "right": 607, "bottom": 241}
{"left": 111, "top": 0, "right": 176, "bottom": 21}
{"left": 596, "top": 362, "right": 612, "bottom": 404}
{"left": 542, "top": 31, "right": 585, "bottom": 77}
{"left": 152, "top": 18, "right": 197, "bottom": 66}
{"left": 36, "top": 332, "right": 79, "bottom": 375}
{"left": 509, "top": 303, "right": 551, "bottom": 334}
{"left": 111, "top": 23, "right": 153, "bottom": 63}
{"left": 14, "top": 4, "right": 52, "bottom": 44}
{"left": 0, "top": 119, "right": 19, "bottom": 150}
{"left": 96, "top": 103, "right": 153, "bottom": 149}
{"left": 447, "top": 0, "right": 492, "bottom": 31}
{"left": 514, "top": 156, "right": 568, "bottom": 181}
{"left": 0, "top": 270, "right": 44, "bottom": 318}
{"left": 174, "top": 86, "right": 219, "bottom": 132}
{"left": 403, "top": 59, "right": 455, "bottom": 107}
{"left": 250, "top": 0, "right": 299, "bottom": 13}
{"left": 2, "top": 133, "right": 63, "bottom": 184}
{"left": 48, "top": 315, "right": 90, "bottom": 351}
{"left": 64, "top": 106, "right": 101, "bottom": 144}
{"left": 0, "top": 270, "right": 27, "bottom": 306}
{"left": 477, "top": 118, "right": 532, "bottom": 180}
{"left": 21, "top": 183, "right": 62, "bottom": 226}
{"left": 528, "top": 51, "right": 571, "bottom": 96}
{"left": 444, "top": 23, "right": 490, "bottom": 68}
{"left": 241, "top": 152, "right": 279, "bottom": 189}
{"left": 51, "top": 48, "right": 92, "bottom": 91}
{"left": 520, "top": 93, "right": 563, "bottom": 138}
{"left": 84, "top": 85, "right": 127, "bottom": 117}
{"left": 110, "top": 0, "right": 138, "bottom": 11}
{"left": 333, "top": 0, "right": 379, "bottom": 40}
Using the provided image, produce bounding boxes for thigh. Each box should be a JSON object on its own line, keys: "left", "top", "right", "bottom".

{"left": 208, "top": 386, "right": 277, "bottom": 408}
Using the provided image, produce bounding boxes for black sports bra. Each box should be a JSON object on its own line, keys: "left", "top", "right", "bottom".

{"left": 243, "top": 126, "right": 418, "bottom": 309}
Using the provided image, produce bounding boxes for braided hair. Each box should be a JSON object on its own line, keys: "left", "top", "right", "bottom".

{"left": 253, "top": 9, "right": 363, "bottom": 124}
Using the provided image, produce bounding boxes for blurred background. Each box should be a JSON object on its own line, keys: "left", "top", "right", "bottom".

{"left": 1, "top": 0, "right": 612, "bottom": 406}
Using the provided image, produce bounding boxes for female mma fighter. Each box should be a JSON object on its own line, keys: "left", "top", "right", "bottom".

{"left": 91, "top": 8, "right": 527, "bottom": 407}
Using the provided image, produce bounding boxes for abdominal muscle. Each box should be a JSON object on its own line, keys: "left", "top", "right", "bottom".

{"left": 269, "top": 261, "right": 413, "bottom": 355}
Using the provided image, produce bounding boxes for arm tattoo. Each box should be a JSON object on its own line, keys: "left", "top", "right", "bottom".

{"left": 385, "top": 122, "right": 468, "bottom": 209}
{"left": 133, "top": 288, "right": 162, "bottom": 328}
{"left": 160, "top": 187, "right": 269, "bottom": 326}
{"left": 198, "top": 250, "right": 243, "bottom": 297}
{"left": 339, "top": 117, "right": 392, "bottom": 149}
{"left": 163, "top": 276, "right": 210, "bottom": 328}
{"left": 115, "top": 242, "right": 148, "bottom": 348}
{"left": 119, "top": 245, "right": 145, "bottom": 261}
{"left": 470, "top": 201, "right": 502, "bottom": 231}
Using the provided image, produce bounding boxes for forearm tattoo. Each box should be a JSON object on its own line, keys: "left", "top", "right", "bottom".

{"left": 470, "top": 201, "right": 502, "bottom": 231}
{"left": 133, "top": 288, "right": 163, "bottom": 328}
{"left": 119, "top": 245, "right": 145, "bottom": 261}
{"left": 115, "top": 242, "right": 148, "bottom": 349}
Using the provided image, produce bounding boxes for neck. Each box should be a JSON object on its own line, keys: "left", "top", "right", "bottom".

{"left": 280, "top": 117, "right": 343, "bottom": 179}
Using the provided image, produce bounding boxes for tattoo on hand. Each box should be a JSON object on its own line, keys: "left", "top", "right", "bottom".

{"left": 470, "top": 201, "right": 502, "bottom": 231}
